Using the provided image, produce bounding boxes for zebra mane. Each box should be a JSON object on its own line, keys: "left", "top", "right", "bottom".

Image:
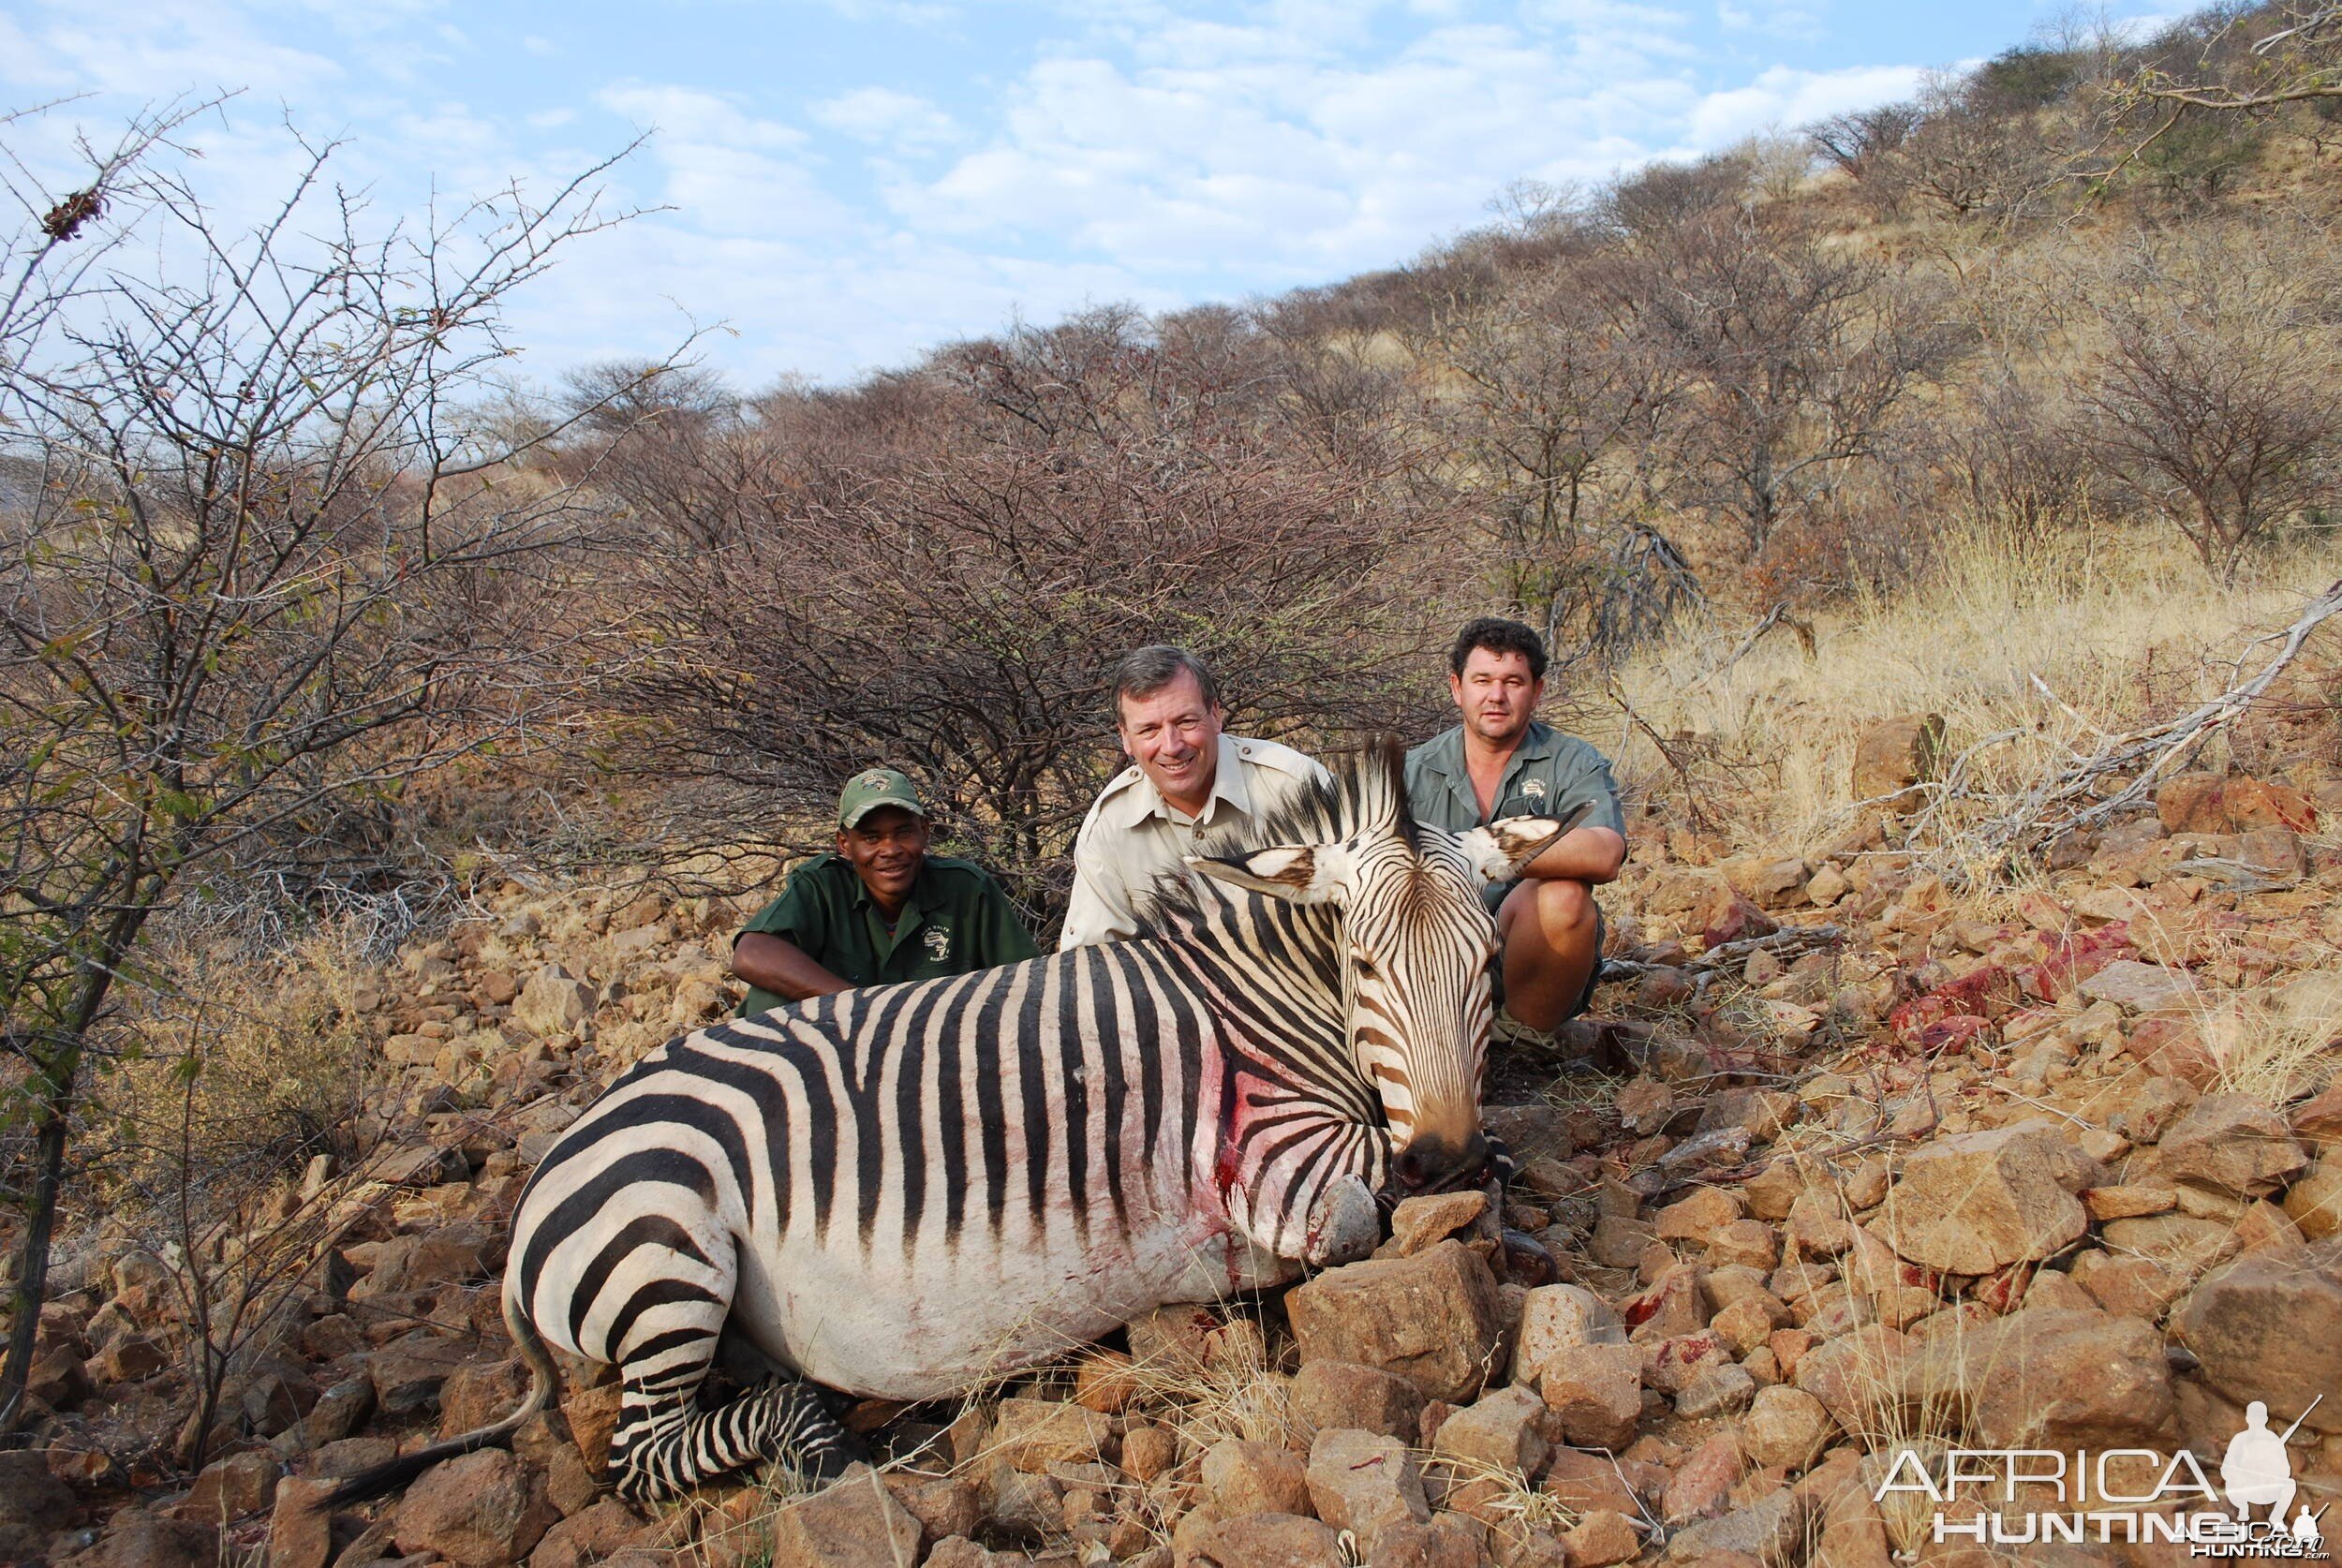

{"left": 1131, "top": 735, "right": 1416, "bottom": 940}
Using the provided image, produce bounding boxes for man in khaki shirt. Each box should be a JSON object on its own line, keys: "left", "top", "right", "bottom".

{"left": 1059, "top": 645, "right": 1329, "bottom": 950}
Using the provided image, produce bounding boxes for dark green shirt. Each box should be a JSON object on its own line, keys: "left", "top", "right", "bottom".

{"left": 733, "top": 852, "right": 1040, "bottom": 1018}
{"left": 1405, "top": 721, "right": 1626, "bottom": 910}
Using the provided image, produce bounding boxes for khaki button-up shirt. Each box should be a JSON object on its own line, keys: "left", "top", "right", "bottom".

{"left": 1059, "top": 733, "right": 1330, "bottom": 950}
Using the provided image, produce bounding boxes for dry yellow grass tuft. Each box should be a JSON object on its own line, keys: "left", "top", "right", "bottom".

{"left": 1596, "top": 525, "right": 2342, "bottom": 855}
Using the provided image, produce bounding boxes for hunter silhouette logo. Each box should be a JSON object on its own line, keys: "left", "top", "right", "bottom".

{"left": 1875, "top": 1394, "right": 2329, "bottom": 1558}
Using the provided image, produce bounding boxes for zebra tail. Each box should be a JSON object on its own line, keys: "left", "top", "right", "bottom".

{"left": 317, "top": 1293, "right": 561, "bottom": 1511}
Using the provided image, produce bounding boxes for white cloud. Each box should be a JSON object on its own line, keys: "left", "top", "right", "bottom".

{"left": 1682, "top": 61, "right": 1924, "bottom": 148}
{"left": 809, "top": 87, "right": 960, "bottom": 153}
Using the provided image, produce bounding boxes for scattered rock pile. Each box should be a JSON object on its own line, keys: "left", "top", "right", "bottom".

{"left": 8, "top": 763, "right": 2340, "bottom": 1566}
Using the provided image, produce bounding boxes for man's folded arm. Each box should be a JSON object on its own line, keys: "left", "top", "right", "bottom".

{"left": 733, "top": 931, "right": 852, "bottom": 1001}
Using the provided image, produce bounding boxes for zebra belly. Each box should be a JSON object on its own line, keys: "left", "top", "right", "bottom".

{"left": 735, "top": 1203, "right": 1296, "bottom": 1400}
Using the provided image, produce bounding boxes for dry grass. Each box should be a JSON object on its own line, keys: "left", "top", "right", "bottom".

{"left": 1594, "top": 524, "right": 2342, "bottom": 857}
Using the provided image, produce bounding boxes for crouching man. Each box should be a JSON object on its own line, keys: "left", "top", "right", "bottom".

{"left": 732, "top": 767, "right": 1039, "bottom": 1015}
{"left": 1405, "top": 618, "right": 1626, "bottom": 1045}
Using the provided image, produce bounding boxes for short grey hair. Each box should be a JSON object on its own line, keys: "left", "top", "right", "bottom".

{"left": 1109, "top": 644, "right": 1221, "bottom": 721}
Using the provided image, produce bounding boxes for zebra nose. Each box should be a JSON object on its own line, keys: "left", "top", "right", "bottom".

{"left": 1392, "top": 1131, "right": 1491, "bottom": 1192}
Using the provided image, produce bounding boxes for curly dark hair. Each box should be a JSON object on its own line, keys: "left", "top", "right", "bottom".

{"left": 1447, "top": 617, "right": 1548, "bottom": 681}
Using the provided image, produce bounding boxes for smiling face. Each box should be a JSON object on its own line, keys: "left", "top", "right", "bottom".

{"left": 1449, "top": 645, "right": 1542, "bottom": 748}
{"left": 835, "top": 805, "right": 929, "bottom": 913}
{"left": 1117, "top": 667, "right": 1225, "bottom": 818}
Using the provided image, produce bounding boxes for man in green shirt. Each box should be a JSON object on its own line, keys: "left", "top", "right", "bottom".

{"left": 1405, "top": 618, "right": 1628, "bottom": 1040}
{"left": 731, "top": 768, "right": 1041, "bottom": 1018}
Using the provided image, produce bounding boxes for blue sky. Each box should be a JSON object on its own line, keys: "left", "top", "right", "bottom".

{"left": 2, "top": 0, "right": 2171, "bottom": 388}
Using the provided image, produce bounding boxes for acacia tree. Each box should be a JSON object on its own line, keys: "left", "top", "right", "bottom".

{"left": 1594, "top": 204, "right": 1964, "bottom": 564}
{"left": 605, "top": 308, "right": 1448, "bottom": 927}
{"left": 0, "top": 107, "right": 650, "bottom": 1427}
{"left": 1401, "top": 250, "right": 1692, "bottom": 659}
{"left": 2073, "top": 224, "right": 2342, "bottom": 583}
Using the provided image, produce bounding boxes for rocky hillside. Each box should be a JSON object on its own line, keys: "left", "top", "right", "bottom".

{"left": 3, "top": 745, "right": 2338, "bottom": 1568}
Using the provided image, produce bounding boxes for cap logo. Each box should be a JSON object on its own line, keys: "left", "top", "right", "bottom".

{"left": 859, "top": 771, "right": 890, "bottom": 789}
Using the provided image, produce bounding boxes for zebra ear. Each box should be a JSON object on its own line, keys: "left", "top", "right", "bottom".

{"left": 1455, "top": 803, "right": 1588, "bottom": 886}
{"left": 1185, "top": 843, "right": 1353, "bottom": 904}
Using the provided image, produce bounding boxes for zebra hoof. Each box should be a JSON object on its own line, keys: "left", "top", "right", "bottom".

{"left": 1304, "top": 1175, "right": 1382, "bottom": 1267}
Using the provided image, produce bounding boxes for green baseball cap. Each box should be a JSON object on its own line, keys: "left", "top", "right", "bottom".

{"left": 837, "top": 767, "right": 928, "bottom": 829}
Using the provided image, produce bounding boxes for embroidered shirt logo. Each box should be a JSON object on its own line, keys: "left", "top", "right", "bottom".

{"left": 923, "top": 926, "right": 951, "bottom": 963}
{"left": 1521, "top": 777, "right": 1549, "bottom": 801}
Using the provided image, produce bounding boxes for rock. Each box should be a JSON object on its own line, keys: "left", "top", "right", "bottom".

{"left": 2082, "top": 1184, "right": 2176, "bottom": 1220}
{"left": 1180, "top": 1513, "right": 1344, "bottom": 1568}
{"left": 1852, "top": 714, "right": 1946, "bottom": 806}
{"left": 1664, "top": 1487, "right": 1806, "bottom": 1564}
{"left": 2172, "top": 1236, "right": 2342, "bottom": 1434}
{"left": 1707, "top": 1220, "right": 1780, "bottom": 1273}
{"left": 177, "top": 1450, "right": 278, "bottom": 1520}
{"left": 1073, "top": 1350, "right": 1139, "bottom": 1413}
{"left": 1559, "top": 1509, "right": 1641, "bottom": 1568}
{"left": 1587, "top": 1213, "right": 1657, "bottom": 1268}
{"left": 92, "top": 1334, "right": 170, "bottom": 1384}
{"left": 987, "top": 1397, "right": 1112, "bottom": 1472}
{"left": 267, "top": 1478, "right": 337, "bottom": 1568}
{"left": 1509, "top": 1283, "right": 1624, "bottom": 1389}
{"left": 1673, "top": 1361, "right": 1756, "bottom": 1419}
{"left": 1284, "top": 1241, "right": 1504, "bottom": 1403}
{"left": 1925, "top": 1307, "right": 2172, "bottom": 1448}
{"left": 438, "top": 1356, "right": 529, "bottom": 1438}
{"left": 1362, "top": 1515, "right": 1483, "bottom": 1568}
{"left": 1724, "top": 855, "right": 1811, "bottom": 910}
{"left": 394, "top": 1449, "right": 558, "bottom": 1568}
{"left": 1654, "top": 1187, "right": 1742, "bottom": 1241}
{"left": 1303, "top": 1429, "right": 1429, "bottom": 1552}
{"left": 2078, "top": 959, "right": 2198, "bottom": 1014}
{"left": 1534, "top": 1342, "right": 1642, "bottom": 1450}
{"left": 2154, "top": 1093, "right": 2309, "bottom": 1198}
{"left": 2099, "top": 1212, "right": 2238, "bottom": 1273}
{"left": 767, "top": 1467, "right": 923, "bottom": 1568}
{"left": 0, "top": 1449, "right": 81, "bottom": 1561}
{"left": 515, "top": 964, "right": 597, "bottom": 1036}
{"left": 2295, "top": 1084, "right": 2342, "bottom": 1147}
{"left": 978, "top": 1461, "right": 1062, "bottom": 1538}
{"left": 2157, "top": 772, "right": 2318, "bottom": 835}
{"left": 1386, "top": 1191, "right": 1490, "bottom": 1257}
{"left": 1660, "top": 1431, "right": 1745, "bottom": 1524}
{"left": 350, "top": 1221, "right": 500, "bottom": 1300}
{"left": 1792, "top": 1324, "right": 1916, "bottom": 1438}
{"left": 1742, "top": 1384, "right": 1834, "bottom": 1471}
{"left": 1430, "top": 1385, "right": 1547, "bottom": 1476}
{"left": 58, "top": 1510, "right": 215, "bottom": 1568}
{"left": 2068, "top": 1249, "right": 2186, "bottom": 1320}
{"left": 367, "top": 1333, "right": 473, "bottom": 1415}
{"left": 1121, "top": 1424, "right": 1179, "bottom": 1482}
{"left": 529, "top": 1500, "right": 648, "bottom": 1568}
{"left": 1289, "top": 1359, "right": 1423, "bottom": 1442}
{"left": 2284, "top": 1162, "right": 2342, "bottom": 1239}
{"left": 878, "top": 1472, "right": 980, "bottom": 1548}
{"left": 1201, "top": 1439, "right": 1312, "bottom": 1519}
{"left": 1872, "top": 1122, "right": 2087, "bottom": 1274}
{"left": 1743, "top": 1162, "right": 1803, "bottom": 1221}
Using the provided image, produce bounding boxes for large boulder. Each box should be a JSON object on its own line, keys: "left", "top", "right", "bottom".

{"left": 1872, "top": 1122, "right": 2088, "bottom": 1274}
{"left": 1922, "top": 1307, "right": 2172, "bottom": 1448}
{"left": 767, "top": 1468, "right": 923, "bottom": 1568}
{"left": 1284, "top": 1241, "right": 1504, "bottom": 1403}
{"left": 394, "top": 1449, "right": 557, "bottom": 1568}
{"left": 1288, "top": 1359, "right": 1422, "bottom": 1442}
{"left": 2152, "top": 1093, "right": 2309, "bottom": 1199}
{"left": 2172, "top": 1236, "right": 2342, "bottom": 1435}
{"left": 1302, "top": 1429, "right": 1429, "bottom": 1553}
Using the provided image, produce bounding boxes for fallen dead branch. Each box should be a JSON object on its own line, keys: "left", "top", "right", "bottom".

{"left": 1912, "top": 577, "right": 2342, "bottom": 879}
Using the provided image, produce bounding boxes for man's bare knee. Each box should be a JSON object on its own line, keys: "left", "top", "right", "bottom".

{"left": 1533, "top": 878, "right": 1594, "bottom": 930}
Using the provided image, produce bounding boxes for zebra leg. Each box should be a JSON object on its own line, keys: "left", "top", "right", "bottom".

{"left": 610, "top": 1368, "right": 867, "bottom": 1500}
